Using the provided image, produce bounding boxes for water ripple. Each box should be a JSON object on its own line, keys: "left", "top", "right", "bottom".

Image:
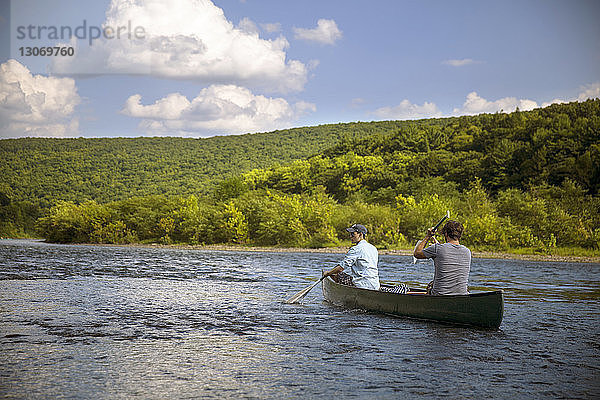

{"left": 0, "top": 239, "right": 599, "bottom": 399}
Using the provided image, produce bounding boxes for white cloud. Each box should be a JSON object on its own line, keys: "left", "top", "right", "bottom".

{"left": 0, "top": 60, "right": 80, "bottom": 138}
{"left": 370, "top": 81, "right": 600, "bottom": 123}
{"left": 453, "top": 92, "right": 538, "bottom": 115}
{"left": 540, "top": 99, "right": 566, "bottom": 108}
{"left": 121, "top": 84, "right": 316, "bottom": 136}
{"left": 576, "top": 82, "right": 600, "bottom": 101}
{"left": 369, "top": 81, "right": 600, "bottom": 123}
{"left": 294, "top": 100, "right": 317, "bottom": 116}
{"left": 443, "top": 58, "right": 478, "bottom": 67}
{"left": 261, "top": 22, "right": 282, "bottom": 34}
{"left": 238, "top": 17, "right": 259, "bottom": 35}
{"left": 294, "top": 19, "right": 342, "bottom": 45}
{"left": 51, "top": 0, "right": 307, "bottom": 93}
{"left": 351, "top": 98, "right": 366, "bottom": 108}
{"left": 541, "top": 82, "right": 600, "bottom": 107}
{"left": 307, "top": 59, "right": 320, "bottom": 70}
{"left": 373, "top": 99, "right": 442, "bottom": 120}
{"left": 455, "top": 83, "right": 600, "bottom": 115}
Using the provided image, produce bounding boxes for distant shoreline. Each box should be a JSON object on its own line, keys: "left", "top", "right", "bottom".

{"left": 88, "top": 242, "right": 600, "bottom": 263}
{"left": 3, "top": 238, "right": 599, "bottom": 263}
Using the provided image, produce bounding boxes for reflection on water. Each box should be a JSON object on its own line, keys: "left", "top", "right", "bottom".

{"left": 0, "top": 239, "right": 598, "bottom": 399}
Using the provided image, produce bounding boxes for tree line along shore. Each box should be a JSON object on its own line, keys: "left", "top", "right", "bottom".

{"left": 49, "top": 241, "right": 597, "bottom": 264}
{"left": 1, "top": 99, "right": 599, "bottom": 258}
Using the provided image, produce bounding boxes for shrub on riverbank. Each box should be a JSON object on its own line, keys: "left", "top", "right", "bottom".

{"left": 36, "top": 179, "right": 600, "bottom": 255}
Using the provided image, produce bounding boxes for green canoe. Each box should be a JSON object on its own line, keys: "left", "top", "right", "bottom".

{"left": 322, "top": 276, "right": 503, "bottom": 329}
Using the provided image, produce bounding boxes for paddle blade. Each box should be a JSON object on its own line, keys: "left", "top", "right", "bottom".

{"left": 285, "top": 277, "right": 323, "bottom": 304}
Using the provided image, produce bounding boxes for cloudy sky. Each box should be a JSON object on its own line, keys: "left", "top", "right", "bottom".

{"left": 1, "top": 0, "right": 599, "bottom": 138}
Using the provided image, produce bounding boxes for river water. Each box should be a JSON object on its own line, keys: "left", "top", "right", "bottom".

{"left": 0, "top": 239, "right": 598, "bottom": 399}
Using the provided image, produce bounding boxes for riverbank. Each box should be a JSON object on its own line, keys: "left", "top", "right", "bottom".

{"left": 97, "top": 242, "right": 600, "bottom": 263}
{"left": 3, "top": 238, "right": 599, "bottom": 263}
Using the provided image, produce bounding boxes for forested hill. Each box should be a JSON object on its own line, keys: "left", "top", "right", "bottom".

{"left": 1, "top": 120, "right": 423, "bottom": 208}
{"left": 2, "top": 99, "right": 599, "bottom": 248}
{"left": 244, "top": 99, "right": 600, "bottom": 200}
{"left": 7, "top": 99, "right": 596, "bottom": 212}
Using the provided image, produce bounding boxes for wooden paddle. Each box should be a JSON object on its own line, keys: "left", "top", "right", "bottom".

{"left": 412, "top": 210, "right": 450, "bottom": 264}
{"left": 285, "top": 275, "right": 326, "bottom": 304}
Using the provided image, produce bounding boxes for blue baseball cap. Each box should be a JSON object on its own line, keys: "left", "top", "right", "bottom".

{"left": 346, "top": 224, "right": 367, "bottom": 234}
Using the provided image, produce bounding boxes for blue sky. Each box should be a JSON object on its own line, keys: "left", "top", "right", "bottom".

{"left": 1, "top": 0, "right": 599, "bottom": 138}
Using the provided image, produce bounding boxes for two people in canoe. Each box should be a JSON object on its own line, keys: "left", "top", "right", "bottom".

{"left": 324, "top": 224, "right": 381, "bottom": 290}
{"left": 325, "top": 220, "right": 471, "bottom": 296}
{"left": 414, "top": 220, "right": 471, "bottom": 295}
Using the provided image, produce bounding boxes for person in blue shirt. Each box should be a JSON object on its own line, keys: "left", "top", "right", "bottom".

{"left": 324, "top": 224, "right": 380, "bottom": 290}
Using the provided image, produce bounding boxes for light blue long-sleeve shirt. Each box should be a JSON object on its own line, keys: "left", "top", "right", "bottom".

{"left": 340, "top": 239, "right": 380, "bottom": 290}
